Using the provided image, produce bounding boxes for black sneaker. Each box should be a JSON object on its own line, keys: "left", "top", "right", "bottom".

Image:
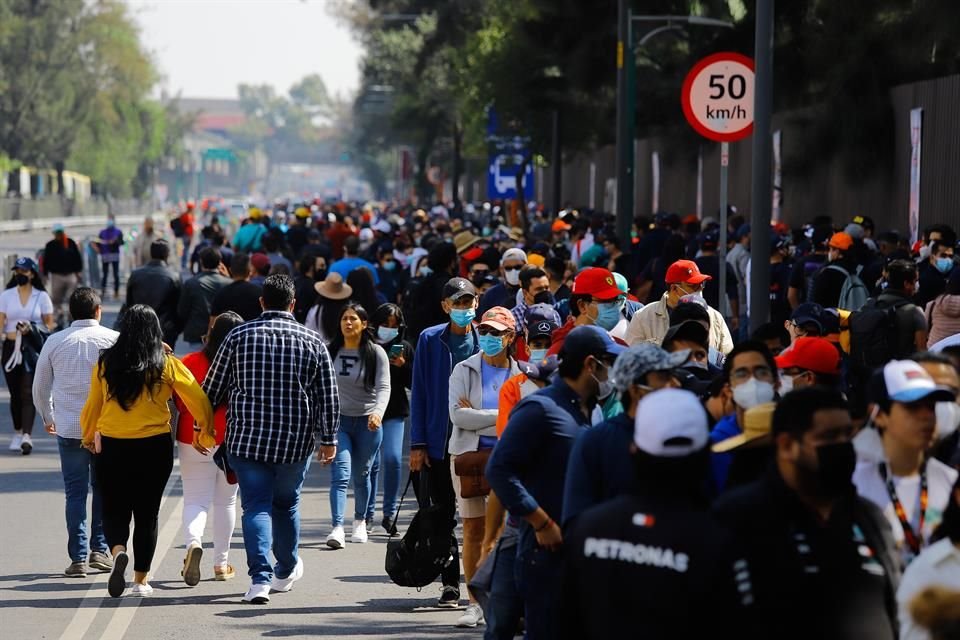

{"left": 108, "top": 551, "right": 129, "bottom": 598}
{"left": 437, "top": 586, "right": 460, "bottom": 608}
{"left": 381, "top": 517, "right": 398, "bottom": 537}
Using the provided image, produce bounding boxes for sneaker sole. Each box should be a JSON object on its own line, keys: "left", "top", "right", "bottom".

{"left": 243, "top": 596, "right": 270, "bottom": 605}
{"left": 350, "top": 537, "right": 368, "bottom": 544}
{"left": 214, "top": 572, "right": 236, "bottom": 581}
{"left": 183, "top": 546, "right": 203, "bottom": 586}
{"left": 326, "top": 539, "right": 344, "bottom": 550}
{"left": 437, "top": 600, "right": 460, "bottom": 609}
{"left": 20, "top": 443, "right": 31, "bottom": 455}
{"left": 64, "top": 570, "right": 87, "bottom": 578}
{"left": 108, "top": 552, "right": 128, "bottom": 598}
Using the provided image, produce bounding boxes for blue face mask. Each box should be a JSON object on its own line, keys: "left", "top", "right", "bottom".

{"left": 383, "top": 261, "right": 397, "bottom": 272}
{"left": 450, "top": 307, "right": 476, "bottom": 328}
{"left": 594, "top": 301, "right": 622, "bottom": 331}
{"left": 529, "top": 347, "right": 548, "bottom": 363}
{"left": 377, "top": 326, "right": 399, "bottom": 343}
{"left": 936, "top": 257, "right": 954, "bottom": 274}
{"left": 419, "top": 265, "right": 433, "bottom": 276}
{"left": 479, "top": 334, "right": 505, "bottom": 356}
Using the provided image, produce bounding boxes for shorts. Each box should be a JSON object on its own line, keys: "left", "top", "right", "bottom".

{"left": 449, "top": 454, "right": 487, "bottom": 519}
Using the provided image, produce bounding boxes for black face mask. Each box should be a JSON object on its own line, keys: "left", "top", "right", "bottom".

{"left": 797, "top": 441, "right": 856, "bottom": 500}
{"left": 14, "top": 274, "right": 30, "bottom": 286}
{"left": 533, "top": 290, "right": 556, "bottom": 306}
{"left": 471, "top": 273, "right": 489, "bottom": 287}
{"left": 314, "top": 269, "right": 327, "bottom": 282}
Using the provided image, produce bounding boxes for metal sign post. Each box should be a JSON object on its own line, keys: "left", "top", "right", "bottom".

{"left": 718, "top": 142, "right": 729, "bottom": 317}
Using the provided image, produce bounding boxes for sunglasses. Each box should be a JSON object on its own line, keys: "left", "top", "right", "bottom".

{"left": 477, "top": 326, "right": 510, "bottom": 337}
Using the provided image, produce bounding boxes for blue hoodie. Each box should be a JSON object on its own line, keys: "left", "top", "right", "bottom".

{"left": 410, "top": 321, "right": 479, "bottom": 460}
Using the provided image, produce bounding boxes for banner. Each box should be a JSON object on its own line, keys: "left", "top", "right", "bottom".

{"left": 772, "top": 130, "right": 782, "bottom": 222}
{"left": 909, "top": 108, "right": 923, "bottom": 245}
{"left": 651, "top": 151, "right": 660, "bottom": 214}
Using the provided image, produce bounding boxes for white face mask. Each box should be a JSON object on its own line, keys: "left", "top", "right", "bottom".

{"left": 778, "top": 372, "right": 794, "bottom": 395}
{"left": 732, "top": 378, "right": 775, "bottom": 410}
{"left": 935, "top": 401, "right": 960, "bottom": 439}
{"left": 504, "top": 268, "right": 521, "bottom": 286}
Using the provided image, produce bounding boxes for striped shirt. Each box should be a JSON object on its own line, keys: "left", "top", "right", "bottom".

{"left": 203, "top": 310, "right": 340, "bottom": 463}
{"left": 32, "top": 320, "right": 119, "bottom": 440}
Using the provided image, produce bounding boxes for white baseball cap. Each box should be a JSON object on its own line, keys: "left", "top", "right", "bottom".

{"left": 634, "top": 388, "right": 709, "bottom": 457}
{"left": 501, "top": 248, "right": 527, "bottom": 265}
{"left": 881, "top": 360, "right": 956, "bottom": 404}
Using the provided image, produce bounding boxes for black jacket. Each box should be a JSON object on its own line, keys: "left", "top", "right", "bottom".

{"left": 43, "top": 238, "right": 83, "bottom": 275}
{"left": 126, "top": 260, "right": 182, "bottom": 346}
{"left": 561, "top": 492, "right": 752, "bottom": 640}
{"left": 381, "top": 339, "right": 413, "bottom": 419}
{"left": 178, "top": 271, "right": 231, "bottom": 343}
{"left": 713, "top": 468, "right": 900, "bottom": 640}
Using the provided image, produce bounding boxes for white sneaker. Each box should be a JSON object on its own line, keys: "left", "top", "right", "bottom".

{"left": 242, "top": 583, "right": 271, "bottom": 604}
{"left": 19, "top": 433, "right": 32, "bottom": 455}
{"left": 351, "top": 519, "right": 368, "bottom": 543}
{"left": 270, "top": 557, "right": 303, "bottom": 593}
{"left": 456, "top": 603, "right": 485, "bottom": 628}
{"left": 130, "top": 583, "right": 153, "bottom": 597}
{"left": 9, "top": 433, "right": 22, "bottom": 451}
{"left": 326, "top": 526, "right": 345, "bottom": 549}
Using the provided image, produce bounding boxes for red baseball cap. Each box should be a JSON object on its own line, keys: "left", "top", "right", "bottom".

{"left": 775, "top": 337, "right": 841, "bottom": 375}
{"left": 572, "top": 267, "right": 621, "bottom": 300}
{"left": 665, "top": 259, "right": 712, "bottom": 285}
{"left": 479, "top": 306, "right": 516, "bottom": 332}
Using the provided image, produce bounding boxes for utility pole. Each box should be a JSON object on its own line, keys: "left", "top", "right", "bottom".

{"left": 614, "top": 0, "right": 633, "bottom": 251}
{"left": 749, "top": 0, "right": 774, "bottom": 333}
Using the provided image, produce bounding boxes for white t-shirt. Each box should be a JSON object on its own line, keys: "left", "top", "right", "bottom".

{"left": 0, "top": 287, "right": 53, "bottom": 333}
{"left": 853, "top": 457, "right": 958, "bottom": 566}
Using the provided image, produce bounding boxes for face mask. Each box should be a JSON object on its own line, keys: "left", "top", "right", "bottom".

{"left": 471, "top": 274, "right": 489, "bottom": 287}
{"left": 936, "top": 257, "right": 954, "bottom": 274}
{"left": 106, "top": 221, "right": 115, "bottom": 229}
{"left": 383, "top": 261, "right": 397, "bottom": 272}
{"left": 679, "top": 287, "right": 704, "bottom": 302}
{"left": 14, "top": 274, "right": 29, "bottom": 287}
{"left": 594, "top": 301, "right": 622, "bottom": 331}
{"left": 377, "top": 327, "right": 399, "bottom": 343}
{"left": 504, "top": 269, "right": 521, "bottom": 286}
{"left": 450, "top": 307, "right": 475, "bottom": 328}
{"left": 314, "top": 269, "right": 327, "bottom": 282}
{"left": 590, "top": 360, "right": 616, "bottom": 400}
{"left": 935, "top": 401, "right": 960, "bottom": 439}
{"left": 529, "top": 348, "right": 548, "bottom": 363}
{"left": 732, "top": 378, "right": 775, "bottom": 410}
{"left": 479, "top": 334, "right": 505, "bottom": 356}
{"left": 533, "top": 290, "right": 555, "bottom": 306}
{"left": 684, "top": 360, "right": 708, "bottom": 371}
{"left": 798, "top": 441, "right": 856, "bottom": 499}
{"left": 419, "top": 265, "right": 433, "bottom": 277}
{"left": 778, "top": 372, "right": 795, "bottom": 395}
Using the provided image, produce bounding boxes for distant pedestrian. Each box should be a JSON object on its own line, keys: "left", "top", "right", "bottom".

{"left": 202, "top": 274, "right": 340, "bottom": 605}
{"left": 133, "top": 216, "right": 164, "bottom": 268}
{"left": 96, "top": 217, "right": 123, "bottom": 300}
{"left": 42, "top": 223, "right": 83, "bottom": 328}
{"left": 81, "top": 304, "right": 213, "bottom": 597}
{"left": 32, "top": 288, "right": 117, "bottom": 578}
{"left": 0, "top": 257, "right": 55, "bottom": 454}
{"left": 125, "top": 239, "right": 182, "bottom": 350}
{"left": 174, "top": 312, "right": 244, "bottom": 586}
{"left": 209, "top": 252, "right": 262, "bottom": 322}
{"left": 177, "top": 247, "right": 231, "bottom": 349}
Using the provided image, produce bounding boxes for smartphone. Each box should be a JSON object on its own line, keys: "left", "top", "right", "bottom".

{"left": 389, "top": 344, "right": 404, "bottom": 358}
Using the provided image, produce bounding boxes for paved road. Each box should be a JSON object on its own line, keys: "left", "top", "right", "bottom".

{"left": 0, "top": 225, "right": 481, "bottom": 639}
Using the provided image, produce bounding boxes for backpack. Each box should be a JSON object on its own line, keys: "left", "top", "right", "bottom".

{"left": 384, "top": 471, "right": 458, "bottom": 589}
{"left": 848, "top": 297, "right": 910, "bottom": 374}
{"left": 827, "top": 264, "right": 870, "bottom": 311}
{"left": 803, "top": 256, "right": 825, "bottom": 303}
{"left": 170, "top": 216, "right": 184, "bottom": 238}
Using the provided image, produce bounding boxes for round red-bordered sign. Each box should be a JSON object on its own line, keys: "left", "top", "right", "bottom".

{"left": 681, "top": 52, "right": 755, "bottom": 142}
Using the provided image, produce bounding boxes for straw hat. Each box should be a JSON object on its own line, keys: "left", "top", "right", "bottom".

{"left": 314, "top": 272, "right": 353, "bottom": 300}
{"left": 453, "top": 230, "right": 480, "bottom": 254}
{"left": 712, "top": 402, "right": 776, "bottom": 453}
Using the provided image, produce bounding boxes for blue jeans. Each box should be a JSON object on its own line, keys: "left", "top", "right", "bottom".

{"left": 515, "top": 544, "right": 563, "bottom": 639}
{"left": 57, "top": 437, "right": 107, "bottom": 562}
{"left": 228, "top": 453, "right": 311, "bottom": 585}
{"left": 483, "top": 538, "right": 523, "bottom": 640}
{"left": 366, "top": 417, "right": 405, "bottom": 523}
{"left": 330, "top": 414, "right": 383, "bottom": 527}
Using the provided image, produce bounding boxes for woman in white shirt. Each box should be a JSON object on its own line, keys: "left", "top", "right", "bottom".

{"left": 897, "top": 477, "right": 960, "bottom": 640}
{"left": 305, "top": 273, "right": 352, "bottom": 344}
{"left": 0, "top": 257, "right": 55, "bottom": 454}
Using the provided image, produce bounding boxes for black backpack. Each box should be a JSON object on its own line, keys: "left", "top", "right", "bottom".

{"left": 385, "top": 471, "right": 457, "bottom": 589}
{"left": 170, "top": 216, "right": 184, "bottom": 237}
{"left": 848, "top": 297, "right": 910, "bottom": 374}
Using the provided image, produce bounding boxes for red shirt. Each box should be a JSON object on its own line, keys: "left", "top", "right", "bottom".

{"left": 175, "top": 351, "right": 226, "bottom": 445}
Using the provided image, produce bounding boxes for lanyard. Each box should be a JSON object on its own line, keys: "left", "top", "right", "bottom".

{"left": 878, "top": 461, "right": 928, "bottom": 555}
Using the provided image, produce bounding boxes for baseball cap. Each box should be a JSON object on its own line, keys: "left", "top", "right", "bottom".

{"left": 844, "top": 223, "right": 865, "bottom": 241}
{"left": 551, "top": 218, "right": 572, "bottom": 232}
{"left": 13, "top": 256, "right": 37, "bottom": 272}
{"left": 634, "top": 388, "right": 709, "bottom": 457}
{"left": 665, "top": 259, "right": 712, "bottom": 285}
{"left": 662, "top": 320, "right": 709, "bottom": 351}
{"left": 373, "top": 219, "right": 392, "bottom": 234}
{"left": 611, "top": 344, "right": 690, "bottom": 393}
{"left": 876, "top": 360, "right": 956, "bottom": 404}
{"left": 560, "top": 325, "right": 625, "bottom": 364}
{"left": 828, "top": 232, "right": 853, "bottom": 251}
{"left": 520, "top": 355, "right": 559, "bottom": 383}
{"left": 524, "top": 303, "right": 560, "bottom": 339}
{"left": 712, "top": 402, "right": 776, "bottom": 452}
{"left": 442, "top": 277, "right": 477, "bottom": 302}
{"left": 775, "top": 337, "right": 841, "bottom": 375}
{"left": 501, "top": 248, "right": 527, "bottom": 265}
{"left": 479, "top": 306, "right": 516, "bottom": 332}
{"left": 734, "top": 223, "right": 751, "bottom": 240}
{"left": 52, "top": 223, "right": 65, "bottom": 233}
{"left": 250, "top": 253, "right": 270, "bottom": 271}
{"left": 572, "top": 267, "right": 621, "bottom": 300}
{"left": 698, "top": 230, "right": 719, "bottom": 250}
{"left": 790, "top": 302, "right": 824, "bottom": 333}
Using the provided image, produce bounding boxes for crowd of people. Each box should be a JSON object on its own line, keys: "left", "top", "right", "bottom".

{"left": 10, "top": 198, "right": 960, "bottom": 638}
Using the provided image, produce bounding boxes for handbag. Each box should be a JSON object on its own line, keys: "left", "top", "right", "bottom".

{"left": 385, "top": 469, "right": 458, "bottom": 589}
{"left": 453, "top": 449, "right": 492, "bottom": 499}
{"left": 212, "top": 445, "right": 237, "bottom": 484}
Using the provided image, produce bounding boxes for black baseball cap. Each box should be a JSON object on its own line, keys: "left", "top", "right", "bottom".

{"left": 524, "top": 303, "right": 560, "bottom": 339}
{"left": 560, "top": 326, "right": 625, "bottom": 364}
{"left": 442, "top": 277, "right": 477, "bottom": 301}
{"left": 662, "top": 319, "right": 709, "bottom": 350}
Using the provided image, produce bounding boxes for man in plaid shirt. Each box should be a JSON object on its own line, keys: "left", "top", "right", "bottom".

{"left": 203, "top": 274, "right": 339, "bottom": 605}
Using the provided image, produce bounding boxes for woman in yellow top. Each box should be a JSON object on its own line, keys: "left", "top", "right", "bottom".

{"left": 81, "top": 304, "right": 214, "bottom": 598}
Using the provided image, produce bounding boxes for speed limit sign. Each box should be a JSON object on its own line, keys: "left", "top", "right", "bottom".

{"left": 681, "top": 52, "right": 755, "bottom": 142}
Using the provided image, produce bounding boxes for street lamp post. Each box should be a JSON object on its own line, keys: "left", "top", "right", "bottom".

{"left": 749, "top": 0, "right": 774, "bottom": 333}
{"left": 614, "top": 10, "right": 734, "bottom": 254}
